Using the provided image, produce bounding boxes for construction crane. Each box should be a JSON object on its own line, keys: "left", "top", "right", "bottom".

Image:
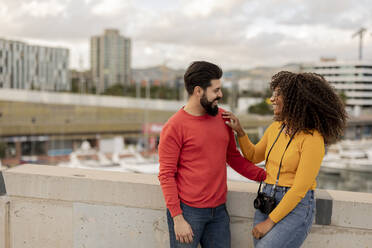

{"left": 352, "top": 28, "right": 367, "bottom": 60}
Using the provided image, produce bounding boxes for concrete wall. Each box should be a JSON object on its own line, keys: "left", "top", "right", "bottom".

{"left": 0, "top": 165, "right": 372, "bottom": 248}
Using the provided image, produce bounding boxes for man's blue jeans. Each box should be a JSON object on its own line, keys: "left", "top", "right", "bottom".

{"left": 166, "top": 202, "right": 231, "bottom": 248}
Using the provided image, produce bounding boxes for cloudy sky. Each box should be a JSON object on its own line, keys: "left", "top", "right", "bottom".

{"left": 1, "top": 0, "right": 372, "bottom": 70}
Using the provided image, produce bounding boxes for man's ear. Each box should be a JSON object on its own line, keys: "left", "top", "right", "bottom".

{"left": 194, "top": 86, "right": 204, "bottom": 97}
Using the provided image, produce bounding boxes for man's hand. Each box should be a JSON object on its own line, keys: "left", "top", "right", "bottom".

{"left": 252, "top": 218, "right": 275, "bottom": 239}
{"left": 173, "top": 214, "right": 194, "bottom": 244}
{"left": 222, "top": 111, "right": 245, "bottom": 137}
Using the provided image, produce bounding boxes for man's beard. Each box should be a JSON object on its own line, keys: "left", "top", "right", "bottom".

{"left": 200, "top": 93, "right": 221, "bottom": 116}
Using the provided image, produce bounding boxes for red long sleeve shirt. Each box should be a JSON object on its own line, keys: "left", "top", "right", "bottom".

{"left": 158, "top": 108, "right": 266, "bottom": 217}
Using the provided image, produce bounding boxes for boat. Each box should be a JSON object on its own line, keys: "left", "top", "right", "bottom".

{"left": 321, "top": 140, "right": 372, "bottom": 174}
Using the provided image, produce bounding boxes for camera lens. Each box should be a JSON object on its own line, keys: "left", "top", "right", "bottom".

{"left": 254, "top": 198, "right": 261, "bottom": 209}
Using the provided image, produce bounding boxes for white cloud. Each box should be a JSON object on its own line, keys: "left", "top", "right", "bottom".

{"left": 0, "top": 0, "right": 371, "bottom": 70}
{"left": 20, "top": 0, "right": 70, "bottom": 18}
{"left": 91, "top": 0, "right": 132, "bottom": 16}
{"left": 0, "top": 3, "right": 10, "bottom": 21}
{"left": 182, "top": 0, "right": 244, "bottom": 17}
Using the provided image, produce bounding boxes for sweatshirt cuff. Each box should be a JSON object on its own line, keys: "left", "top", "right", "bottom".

{"left": 168, "top": 204, "right": 183, "bottom": 218}
{"left": 268, "top": 212, "right": 280, "bottom": 223}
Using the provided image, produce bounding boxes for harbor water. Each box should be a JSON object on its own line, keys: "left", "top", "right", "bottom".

{"left": 317, "top": 170, "right": 372, "bottom": 193}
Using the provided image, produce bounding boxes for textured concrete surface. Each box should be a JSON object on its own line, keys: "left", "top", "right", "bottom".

{"left": 3, "top": 165, "right": 165, "bottom": 209}
{"left": 0, "top": 167, "right": 8, "bottom": 248}
{"left": 304, "top": 224, "right": 372, "bottom": 248}
{"left": 1, "top": 165, "right": 372, "bottom": 247}
{"left": 73, "top": 203, "right": 168, "bottom": 248}
{"left": 9, "top": 197, "right": 73, "bottom": 248}
{"left": 0, "top": 196, "right": 8, "bottom": 248}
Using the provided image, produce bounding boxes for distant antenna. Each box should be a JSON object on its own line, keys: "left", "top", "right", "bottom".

{"left": 352, "top": 28, "right": 367, "bottom": 60}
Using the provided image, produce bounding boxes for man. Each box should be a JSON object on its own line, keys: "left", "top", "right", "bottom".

{"left": 158, "top": 61, "right": 266, "bottom": 248}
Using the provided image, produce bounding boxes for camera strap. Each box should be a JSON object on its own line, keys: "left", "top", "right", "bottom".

{"left": 257, "top": 124, "right": 297, "bottom": 197}
{"left": 271, "top": 128, "right": 297, "bottom": 196}
{"left": 257, "top": 124, "right": 285, "bottom": 195}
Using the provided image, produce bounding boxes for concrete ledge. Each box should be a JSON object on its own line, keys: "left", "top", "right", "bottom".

{"left": 0, "top": 167, "right": 6, "bottom": 196}
{"left": 303, "top": 224, "right": 372, "bottom": 247}
{"left": 4, "top": 165, "right": 165, "bottom": 210}
{"left": 0, "top": 196, "right": 8, "bottom": 248}
{"left": 2, "top": 165, "right": 372, "bottom": 247}
{"left": 0, "top": 168, "right": 8, "bottom": 248}
{"left": 9, "top": 197, "right": 72, "bottom": 247}
{"left": 4, "top": 165, "right": 372, "bottom": 230}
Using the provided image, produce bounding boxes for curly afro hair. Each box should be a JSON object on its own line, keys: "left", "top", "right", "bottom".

{"left": 270, "top": 71, "right": 348, "bottom": 145}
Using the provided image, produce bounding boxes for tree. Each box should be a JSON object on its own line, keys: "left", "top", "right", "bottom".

{"left": 248, "top": 100, "right": 272, "bottom": 115}
{"left": 103, "top": 83, "right": 125, "bottom": 96}
{"left": 102, "top": 83, "right": 183, "bottom": 100}
{"left": 0, "top": 142, "right": 7, "bottom": 159}
{"left": 339, "top": 91, "right": 347, "bottom": 105}
{"left": 70, "top": 78, "right": 80, "bottom": 93}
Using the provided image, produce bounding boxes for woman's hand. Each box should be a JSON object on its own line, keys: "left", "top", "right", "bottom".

{"left": 222, "top": 111, "right": 245, "bottom": 137}
{"left": 252, "top": 218, "right": 275, "bottom": 239}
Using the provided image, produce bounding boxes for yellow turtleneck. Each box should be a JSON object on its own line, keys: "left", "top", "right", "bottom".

{"left": 238, "top": 121, "right": 325, "bottom": 223}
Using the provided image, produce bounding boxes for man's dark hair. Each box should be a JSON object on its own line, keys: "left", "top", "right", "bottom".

{"left": 270, "top": 71, "right": 348, "bottom": 145}
{"left": 184, "top": 61, "right": 223, "bottom": 95}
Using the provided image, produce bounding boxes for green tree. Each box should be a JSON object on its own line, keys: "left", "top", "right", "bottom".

{"left": 103, "top": 83, "right": 182, "bottom": 100}
{"left": 339, "top": 91, "right": 347, "bottom": 105}
{"left": 248, "top": 100, "right": 272, "bottom": 115}
{"left": 0, "top": 142, "right": 7, "bottom": 159}
{"left": 70, "top": 78, "right": 80, "bottom": 93}
{"left": 103, "top": 83, "right": 125, "bottom": 96}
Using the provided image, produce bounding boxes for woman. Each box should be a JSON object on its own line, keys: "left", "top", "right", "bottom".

{"left": 223, "top": 71, "right": 347, "bottom": 247}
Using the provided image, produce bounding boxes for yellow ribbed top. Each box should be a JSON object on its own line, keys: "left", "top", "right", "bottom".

{"left": 238, "top": 121, "right": 325, "bottom": 223}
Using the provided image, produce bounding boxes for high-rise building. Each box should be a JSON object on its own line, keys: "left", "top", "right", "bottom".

{"left": 0, "top": 38, "right": 70, "bottom": 91}
{"left": 302, "top": 59, "right": 372, "bottom": 116}
{"left": 91, "top": 29, "right": 131, "bottom": 93}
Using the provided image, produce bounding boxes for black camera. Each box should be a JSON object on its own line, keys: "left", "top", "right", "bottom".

{"left": 254, "top": 192, "right": 277, "bottom": 215}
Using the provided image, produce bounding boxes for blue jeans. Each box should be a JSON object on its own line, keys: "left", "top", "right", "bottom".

{"left": 166, "top": 202, "right": 231, "bottom": 248}
{"left": 254, "top": 184, "right": 315, "bottom": 248}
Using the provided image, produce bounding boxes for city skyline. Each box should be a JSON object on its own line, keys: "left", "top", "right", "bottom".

{"left": 91, "top": 29, "right": 131, "bottom": 93}
{"left": 0, "top": 38, "right": 70, "bottom": 91}
{"left": 1, "top": 0, "right": 372, "bottom": 70}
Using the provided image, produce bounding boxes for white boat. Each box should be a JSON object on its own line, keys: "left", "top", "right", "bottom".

{"left": 58, "top": 141, "right": 128, "bottom": 172}
{"left": 321, "top": 141, "right": 372, "bottom": 174}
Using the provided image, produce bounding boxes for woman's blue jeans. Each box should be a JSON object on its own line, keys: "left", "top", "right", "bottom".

{"left": 253, "top": 184, "right": 315, "bottom": 248}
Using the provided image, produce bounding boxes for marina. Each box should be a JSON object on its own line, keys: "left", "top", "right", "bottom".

{"left": 55, "top": 136, "right": 372, "bottom": 194}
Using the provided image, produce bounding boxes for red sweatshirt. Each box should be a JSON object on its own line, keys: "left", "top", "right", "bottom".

{"left": 158, "top": 108, "right": 266, "bottom": 217}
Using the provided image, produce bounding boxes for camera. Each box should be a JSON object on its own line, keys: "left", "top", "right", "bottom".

{"left": 254, "top": 192, "right": 277, "bottom": 215}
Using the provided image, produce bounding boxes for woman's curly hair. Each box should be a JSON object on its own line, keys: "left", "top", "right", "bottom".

{"left": 270, "top": 71, "right": 348, "bottom": 145}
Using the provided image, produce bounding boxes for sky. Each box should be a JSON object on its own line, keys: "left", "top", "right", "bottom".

{"left": 1, "top": 0, "right": 372, "bottom": 70}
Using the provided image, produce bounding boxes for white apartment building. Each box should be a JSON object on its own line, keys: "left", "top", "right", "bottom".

{"left": 91, "top": 29, "right": 131, "bottom": 93}
{"left": 302, "top": 60, "right": 372, "bottom": 116}
{"left": 0, "top": 38, "right": 70, "bottom": 91}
